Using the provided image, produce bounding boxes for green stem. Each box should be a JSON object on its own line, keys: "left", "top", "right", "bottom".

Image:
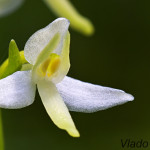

{"left": 0, "top": 109, "right": 4, "bottom": 150}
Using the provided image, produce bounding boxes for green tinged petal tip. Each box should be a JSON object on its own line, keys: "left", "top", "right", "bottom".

{"left": 43, "top": 0, "right": 95, "bottom": 36}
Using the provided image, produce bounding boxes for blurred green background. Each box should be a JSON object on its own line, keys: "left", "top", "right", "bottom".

{"left": 0, "top": 0, "right": 150, "bottom": 149}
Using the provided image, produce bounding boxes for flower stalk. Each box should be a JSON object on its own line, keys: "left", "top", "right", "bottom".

{"left": 0, "top": 109, "right": 4, "bottom": 150}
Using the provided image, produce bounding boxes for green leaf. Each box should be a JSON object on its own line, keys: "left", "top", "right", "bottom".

{"left": 0, "top": 40, "right": 22, "bottom": 79}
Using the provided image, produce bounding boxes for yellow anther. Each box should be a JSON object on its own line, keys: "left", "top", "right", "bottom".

{"left": 47, "top": 54, "right": 60, "bottom": 77}
{"left": 38, "top": 53, "right": 61, "bottom": 78}
{"left": 41, "top": 58, "right": 51, "bottom": 76}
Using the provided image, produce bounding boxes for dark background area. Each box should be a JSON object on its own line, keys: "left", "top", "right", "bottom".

{"left": 0, "top": 0, "right": 150, "bottom": 149}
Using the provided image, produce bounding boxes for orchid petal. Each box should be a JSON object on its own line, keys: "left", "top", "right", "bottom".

{"left": 0, "top": 71, "right": 36, "bottom": 109}
{"left": 56, "top": 76, "right": 134, "bottom": 113}
{"left": 43, "top": 0, "right": 94, "bottom": 36}
{"left": 31, "top": 33, "right": 60, "bottom": 83}
{"left": 0, "top": 0, "right": 24, "bottom": 18}
{"left": 24, "top": 18, "right": 70, "bottom": 65}
{"left": 37, "top": 80, "right": 80, "bottom": 137}
{"left": 50, "top": 31, "right": 70, "bottom": 84}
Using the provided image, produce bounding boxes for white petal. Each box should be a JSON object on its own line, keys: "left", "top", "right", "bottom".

{"left": 50, "top": 31, "right": 70, "bottom": 84}
{"left": 56, "top": 76, "right": 134, "bottom": 113}
{"left": 24, "top": 18, "right": 70, "bottom": 65}
{"left": 0, "top": 71, "right": 36, "bottom": 109}
{"left": 0, "top": 0, "right": 24, "bottom": 17}
{"left": 37, "top": 80, "right": 80, "bottom": 137}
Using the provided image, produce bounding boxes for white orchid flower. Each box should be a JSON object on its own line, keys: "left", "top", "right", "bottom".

{"left": 0, "top": 18, "right": 134, "bottom": 137}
